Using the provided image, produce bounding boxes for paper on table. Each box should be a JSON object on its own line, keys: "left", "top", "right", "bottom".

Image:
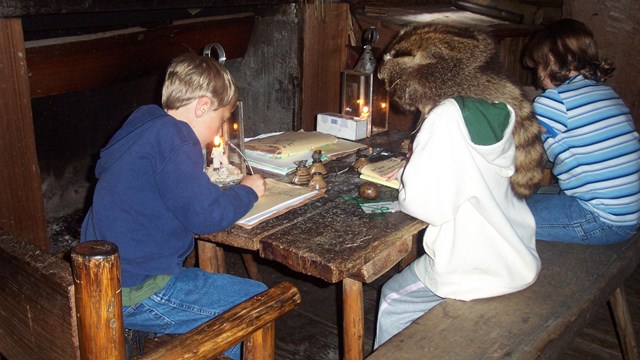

{"left": 237, "top": 178, "right": 324, "bottom": 228}
{"left": 359, "top": 157, "right": 405, "bottom": 189}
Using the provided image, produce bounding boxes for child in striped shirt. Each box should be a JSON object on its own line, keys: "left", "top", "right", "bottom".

{"left": 523, "top": 18, "right": 640, "bottom": 244}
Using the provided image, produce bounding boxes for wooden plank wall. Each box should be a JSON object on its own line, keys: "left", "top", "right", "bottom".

{"left": 0, "top": 18, "right": 48, "bottom": 249}
{"left": 26, "top": 14, "right": 255, "bottom": 98}
{"left": 300, "top": 2, "right": 350, "bottom": 131}
{"left": 563, "top": 0, "right": 640, "bottom": 129}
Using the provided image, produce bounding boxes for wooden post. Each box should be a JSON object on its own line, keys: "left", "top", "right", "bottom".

{"left": 0, "top": 17, "right": 48, "bottom": 250}
{"left": 71, "top": 240, "right": 126, "bottom": 360}
{"left": 243, "top": 322, "right": 275, "bottom": 360}
{"left": 343, "top": 278, "right": 364, "bottom": 360}
{"left": 609, "top": 286, "right": 640, "bottom": 360}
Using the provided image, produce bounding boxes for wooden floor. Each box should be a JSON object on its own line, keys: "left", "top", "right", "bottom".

{"left": 221, "top": 246, "right": 640, "bottom": 360}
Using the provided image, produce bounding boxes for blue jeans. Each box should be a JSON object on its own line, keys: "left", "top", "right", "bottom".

{"left": 527, "top": 193, "right": 638, "bottom": 245}
{"left": 122, "top": 268, "right": 267, "bottom": 360}
{"left": 374, "top": 260, "right": 443, "bottom": 349}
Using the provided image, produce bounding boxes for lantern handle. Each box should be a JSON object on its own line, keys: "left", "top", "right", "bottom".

{"left": 362, "top": 27, "right": 379, "bottom": 47}
{"left": 203, "top": 43, "right": 227, "bottom": 64}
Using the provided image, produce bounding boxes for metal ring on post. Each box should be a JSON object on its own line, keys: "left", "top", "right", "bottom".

{"left": 203, "top": 43, "right": 227, "bottom": 65}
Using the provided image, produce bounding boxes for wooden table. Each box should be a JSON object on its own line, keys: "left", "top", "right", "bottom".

{"left": 196, "top": 132, "right": 427, "bottom": 360}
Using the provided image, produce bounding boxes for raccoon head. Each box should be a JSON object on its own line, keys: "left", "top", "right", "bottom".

{"left": 379, "top": 23, "right": 545, "bottom": 198}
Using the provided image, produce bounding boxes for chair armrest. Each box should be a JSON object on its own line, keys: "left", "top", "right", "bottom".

{"left": 141, "top": 281, "right": 301, "bottom": 360}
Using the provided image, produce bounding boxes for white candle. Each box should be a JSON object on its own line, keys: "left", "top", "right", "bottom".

{"left": 212, "top": 136, "right": 223, "bottom": 169}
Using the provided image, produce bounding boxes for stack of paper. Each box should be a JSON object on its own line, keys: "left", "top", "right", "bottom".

{"left": 245, "top": 131, "right": 366, "bottom": 174}
{"left": 359, "top": 157, "right": 405, "bottom": 189}
{"left": 237, "top": 178, "right": 324, "bottom": 228}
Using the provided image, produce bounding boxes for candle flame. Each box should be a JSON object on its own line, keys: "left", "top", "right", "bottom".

{"left": 380, "top": 102, "right": 387, "bottom": 109}
{"left": 213, "top": 135, "right": 222, "bottom": 146}
{"left": 362, "top": 106, "right": 370, "bottom": 113}
{"left": 233, "top": 122, "right": 238, "bottom": 130}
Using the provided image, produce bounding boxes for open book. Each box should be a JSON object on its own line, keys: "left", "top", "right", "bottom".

{"left": 359, "top": 157, "right": 405, "bottom": 189}
{"left": 237, "top": 178, "right": 324, "bottom": 228}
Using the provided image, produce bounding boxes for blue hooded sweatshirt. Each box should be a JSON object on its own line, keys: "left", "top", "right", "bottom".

{"left": 81, "top": 105, "right": 258, "bottom": 287}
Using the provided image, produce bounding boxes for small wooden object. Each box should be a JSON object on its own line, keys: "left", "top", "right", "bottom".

{"left": 308, "top": 172, "right": 328, "bottom": 190}
{"left": 291, "top": 160, "right": 311, "bottom": 185}
{"left": 358, "top": 182, "right": 379, "bottom": 200}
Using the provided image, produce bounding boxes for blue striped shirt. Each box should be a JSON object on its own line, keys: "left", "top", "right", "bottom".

{"left": 533, "top": 75, "right": 640, "bottom": 226}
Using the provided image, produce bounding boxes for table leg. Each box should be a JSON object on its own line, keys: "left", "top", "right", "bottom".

{"left": 197, "top": 239, "right": 225, "bottom": 273}
{"left": 343, "top": 277, "right": 364, "bottom": 360}
{"left": 241, "top": 252, "right": 263, "bottom": 281}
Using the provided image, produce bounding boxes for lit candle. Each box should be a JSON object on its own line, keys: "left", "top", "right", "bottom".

{"left": 212, "top": 135, "right": 223, "bottom": 169}
{"left": 360, "top": 105, "right": 370, "bottom": 119}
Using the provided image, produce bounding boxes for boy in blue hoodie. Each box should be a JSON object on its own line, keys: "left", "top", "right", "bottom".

{"left": 81, "top": 53, "right": 267, "bottom": 360}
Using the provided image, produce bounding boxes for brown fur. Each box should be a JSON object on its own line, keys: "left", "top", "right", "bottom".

{"left": 379, "top": 24, "right": 544, "bottom": 198}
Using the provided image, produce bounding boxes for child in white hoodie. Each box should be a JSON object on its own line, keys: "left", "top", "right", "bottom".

{"left": 373, "top": 24, "right": 543, "bottom": 348}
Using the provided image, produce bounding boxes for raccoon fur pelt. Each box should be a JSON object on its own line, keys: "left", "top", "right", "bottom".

{"left": 379, "top": 23, "right": 544, "bottom": 198}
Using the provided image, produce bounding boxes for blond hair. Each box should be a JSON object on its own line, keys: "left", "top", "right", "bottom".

{"left": 162, "top": 53, "right": 237, "bottom": 111}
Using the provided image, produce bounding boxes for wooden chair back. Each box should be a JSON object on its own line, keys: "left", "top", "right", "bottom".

{"left": 0, "top": 230, "right": 300, "bottom": 360}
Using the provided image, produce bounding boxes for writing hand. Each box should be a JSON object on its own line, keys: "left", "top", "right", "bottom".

{"left": 241, "top": 174, "right": 266, "bottom": 198}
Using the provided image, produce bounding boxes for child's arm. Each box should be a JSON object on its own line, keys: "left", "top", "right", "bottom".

{"left": 240, "top": 174, "right": 266, "bottom": 197}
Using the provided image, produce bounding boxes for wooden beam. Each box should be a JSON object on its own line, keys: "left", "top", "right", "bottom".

{"left": 25, "top": 14, "right": 255, "bottom": 98}
{"left": 0, "top": 17, "right": 48, "bottom": 249}
{"left": 0, "top": 1, "right": 293, "bottom": 17}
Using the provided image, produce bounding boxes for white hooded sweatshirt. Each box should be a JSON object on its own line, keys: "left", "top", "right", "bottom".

{"left": 399, "top": 98, "right": 540, "bottom": 301}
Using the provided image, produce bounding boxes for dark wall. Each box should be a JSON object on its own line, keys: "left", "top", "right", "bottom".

{"left": 31, "top": 5, "right": 301, "bottom": 218}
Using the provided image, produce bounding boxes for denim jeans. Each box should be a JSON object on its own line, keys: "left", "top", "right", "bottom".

{"left": 527, "top": 193, "right": 638, "bottom": 245}
{"left": 374, "top": 259, "right": 443, "bottom": 349}
{"left": 122, "top": 267, "right": 267, "bottom": 360}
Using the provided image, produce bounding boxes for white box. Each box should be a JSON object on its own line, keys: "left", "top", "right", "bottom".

{"left": 316, "top": 112, "right": 367, "bottom": 141}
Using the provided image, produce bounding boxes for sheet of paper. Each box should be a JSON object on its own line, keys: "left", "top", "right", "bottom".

{"left": 359, "top": 201, "right": 401, "bottom": 214}
{"left": 237, "top": 178, "right": 322, "bottom": 227}
{"left": 359, "top": 157, "right": 405, "bottom": 189}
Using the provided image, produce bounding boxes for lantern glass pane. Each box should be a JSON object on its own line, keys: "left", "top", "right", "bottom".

{"left": 341, "top": 70, "right": 388, "bottom": 137}
{"left": 205, "top": 101, "right": 246, "bottom": 187}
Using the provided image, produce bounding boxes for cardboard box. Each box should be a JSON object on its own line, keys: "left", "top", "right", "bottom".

{"left": 316, "top": 112, "right": 367, "bottom": 141}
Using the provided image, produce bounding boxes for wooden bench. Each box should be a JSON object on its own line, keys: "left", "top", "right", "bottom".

{"left": 0, "top": 230, "right": 301, "bottom": 360}
{"left": 367, "top": 233, "right": 640, "bottom": 359}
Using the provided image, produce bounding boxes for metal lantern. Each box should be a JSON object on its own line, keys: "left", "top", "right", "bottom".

{"left": 203, "top": 43, "right": 248, "bottom": 186}
{"left": 205, "top": 100, "right": 247, "bottom": 187}
{"left": 340, "top": 70, "right": 389, "bottom": 137}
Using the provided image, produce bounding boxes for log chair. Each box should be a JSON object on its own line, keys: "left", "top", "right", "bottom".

{"left": 0, "top": 229, "right": 300, "bottom": 360}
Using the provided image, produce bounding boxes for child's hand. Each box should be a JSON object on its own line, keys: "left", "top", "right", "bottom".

{"left": 241, "top": 174, "right": 266, "bottom": 198}
{"left": 382, "top": 161, "right": 406, "bottom": 180}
